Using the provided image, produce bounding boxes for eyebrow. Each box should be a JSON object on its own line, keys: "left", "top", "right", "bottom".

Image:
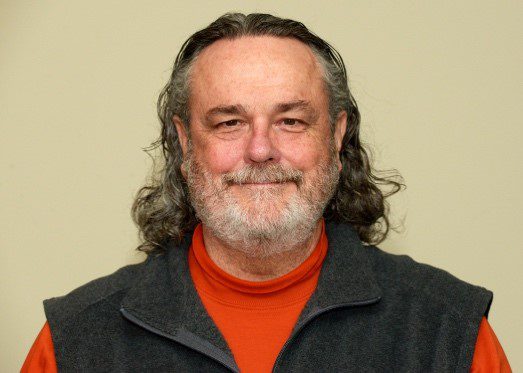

{"left": 275, "top": 100, "right": 320, "bottom": 122}
{"left": 274, "top": 100, "right": 315, "bottom": 115}
{"left": 205, "top": 104, "right": 248, "bottom": 120}
{"left": 204, "top": 100, "right": 319, "bottom": 121}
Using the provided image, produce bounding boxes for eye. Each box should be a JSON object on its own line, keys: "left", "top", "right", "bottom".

{"left": 221, "top": 119, "right": 241, "bottom": 127}
{"left": 214, "top": 119, "right": 246, "bottom": 136}
{"left": 282, "top": 118, "right": 300, "bottom": 126}
{"left": 278, "top": 118, "right": 308, "bottom": 132}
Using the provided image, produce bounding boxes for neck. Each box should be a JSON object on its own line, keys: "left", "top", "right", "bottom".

{"left": 201, "top": 220, "right": 323, "bottom": 281}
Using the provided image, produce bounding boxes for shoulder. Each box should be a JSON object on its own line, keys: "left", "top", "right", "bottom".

{"left": 43, "top": 259, "right": 148, "bottom": 326}
{"left": 364, "top": 245, "right": 493, "bottom": 318}
{"left": 324, "top": 221, "right": 492, "bottom": 315}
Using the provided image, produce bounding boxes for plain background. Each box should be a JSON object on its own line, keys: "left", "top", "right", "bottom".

{"left": 2, "top": 1, "right": 521, "bottom": 371}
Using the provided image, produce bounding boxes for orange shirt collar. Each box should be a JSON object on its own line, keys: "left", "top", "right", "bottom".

{"left": 189, "top": 220, "right": 328, "bottom": 308}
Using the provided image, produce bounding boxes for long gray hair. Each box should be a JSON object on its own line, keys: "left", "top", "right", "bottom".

{"left": 132, "top": 13, "right": 404, "bottom": 254}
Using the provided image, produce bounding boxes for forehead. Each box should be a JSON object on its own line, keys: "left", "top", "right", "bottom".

{"left": 189, "top": 36, "right": 327, "bottom": 111}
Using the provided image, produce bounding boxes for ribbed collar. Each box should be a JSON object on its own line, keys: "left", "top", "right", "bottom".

{"left": 189, "top": 221, "right": 328, "bottom": 308}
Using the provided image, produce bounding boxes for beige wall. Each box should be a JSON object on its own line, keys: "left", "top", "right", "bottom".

{"left": 2, "top": 1, "right": 521, "bottom": 370}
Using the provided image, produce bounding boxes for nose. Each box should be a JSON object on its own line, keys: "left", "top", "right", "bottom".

{"left": 244, "top": 121, "right": 280, "bottom": 164}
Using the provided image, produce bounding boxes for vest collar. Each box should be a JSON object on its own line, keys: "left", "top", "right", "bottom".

{"left": 120, "top": 221, "right": 382, "bottom": 370}
{"left": 294, "top": 221, "right": 382, "bottom": 329}
{"left": 121, "top": 230, "right": 239, "bottom": 370}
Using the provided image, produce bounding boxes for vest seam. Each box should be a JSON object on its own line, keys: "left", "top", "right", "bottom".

{"left": 380, "top": 256, "right": 486, "bottom": 320}
{"left": 51, "top": 287, "right": 130, "bottom": 326}
{"left": 121, "top": 306, "right": 176, "bottom": 336}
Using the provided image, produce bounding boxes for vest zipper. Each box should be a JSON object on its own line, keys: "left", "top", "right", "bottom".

{"left": 272, "top": 297, "right": 381, "bottom": 372}
{"left": 120, "top": 307, "right": 239, "bottom": 372}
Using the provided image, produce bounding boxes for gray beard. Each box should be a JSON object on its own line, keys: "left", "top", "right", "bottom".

{"left": 185, "top": 150, "right": 339, "bottom": 258}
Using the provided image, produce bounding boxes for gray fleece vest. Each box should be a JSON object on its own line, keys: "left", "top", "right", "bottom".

{"left": 44, "top": 222, "right": 492, "bottom": 372}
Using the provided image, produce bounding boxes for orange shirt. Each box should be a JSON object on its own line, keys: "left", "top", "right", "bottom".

{"left": 471, "top": 317, "right": 512, "bottom": 372}
{"left": 22, "top": 323, "right": 57, "bottom": 373}
{"left": 22, "top": 223, "right": 511, "bottom": 372}
{"left": 188, "top": 222, "right": 328, "bottom": 372}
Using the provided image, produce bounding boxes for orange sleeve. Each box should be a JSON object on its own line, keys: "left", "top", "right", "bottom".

{"left": 21, "top": 322, "right": 58, "bottom": 373}
{"left": 470, "top": 317, "right": 511, "bottom": 372}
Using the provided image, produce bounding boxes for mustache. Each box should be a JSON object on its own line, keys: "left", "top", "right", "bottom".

{"left": 222, "top": 164, "right": 303, "bottom": 186}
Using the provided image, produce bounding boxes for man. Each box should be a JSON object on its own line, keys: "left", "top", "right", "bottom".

{"left": 23, "top": 13, "right": 510, "bottom": 372}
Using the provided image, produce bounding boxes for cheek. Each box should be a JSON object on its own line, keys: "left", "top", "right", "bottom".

{"left": 278, "top": 134, "right": 329, "bottom": 171}
{"left": 195, "top": 140, "right": 245, "bottom": 174}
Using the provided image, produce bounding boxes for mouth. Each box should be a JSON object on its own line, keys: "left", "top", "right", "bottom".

{"left": 222, "top": 166, "right": 303, "bottom": 188}
{"left": 234, "top": 181, "right": 294, "bottom": 188}
{"left": 233, "top": 181, "right": 294, "bottom": 188}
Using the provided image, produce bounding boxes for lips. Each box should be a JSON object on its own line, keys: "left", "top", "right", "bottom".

{"left": 238, "top": 181, "right": 291, "bottom": 186}
{"left": 221, "top": 165, "right": 303, "bottom": 187}
{"left": 226, "top": 178, "right": 291, "bottom": 187}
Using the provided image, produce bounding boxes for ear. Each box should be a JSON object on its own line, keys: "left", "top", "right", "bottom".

{"left": 172, "top": 115, "right": 189, "bottom": 156}
{"left": 172, "top": 115, "right": 189, "bottom": 178}
{"left": 334, "top": 111, "right": 347, "bottom": 172}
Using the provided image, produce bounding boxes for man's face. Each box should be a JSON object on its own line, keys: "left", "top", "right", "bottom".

{"left": 175, "top": 36, "right": 346, "bottom": 254}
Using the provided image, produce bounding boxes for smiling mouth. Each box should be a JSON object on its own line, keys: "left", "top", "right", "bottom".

{"left": 237, "top": 181, "right": 292, "bottom": 187}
